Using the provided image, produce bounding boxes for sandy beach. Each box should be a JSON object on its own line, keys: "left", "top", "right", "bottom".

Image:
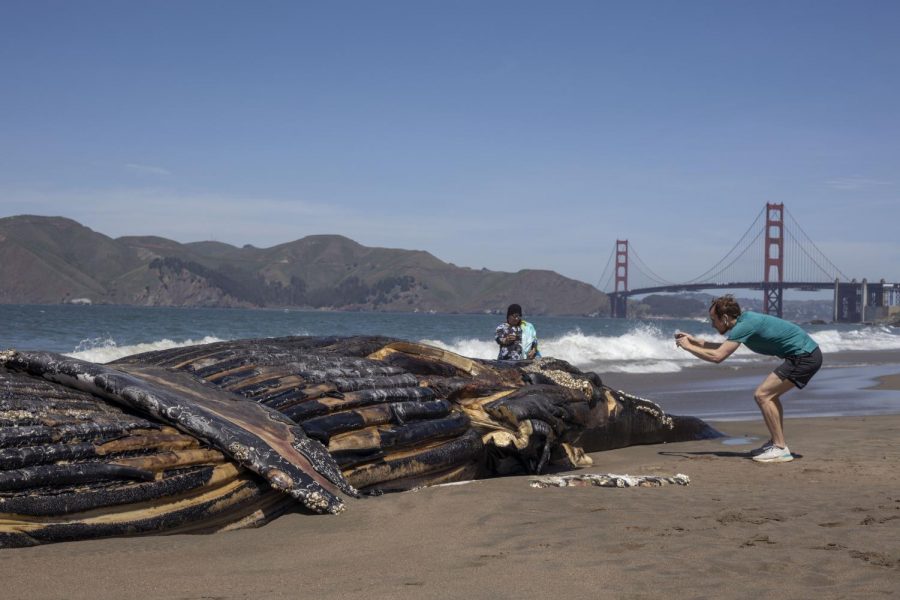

{"left": 3, "top": 358, "right": 899, "bottom": 599}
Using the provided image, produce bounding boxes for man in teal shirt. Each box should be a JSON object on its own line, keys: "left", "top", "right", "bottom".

{"left": 675, "top": 295, "right": 822, "bottom": 463}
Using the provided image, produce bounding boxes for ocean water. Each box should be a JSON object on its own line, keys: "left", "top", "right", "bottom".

{"left": 3, "top": 304, "right": 900, "bottom": 421}
{"left": 3, "top": 304, "right": 900, "bottom": 372}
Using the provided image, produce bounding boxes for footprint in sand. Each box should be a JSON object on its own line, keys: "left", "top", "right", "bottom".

{"left": 717, "top": 511, "right": 785, "bottom": 525}
{"left": 741, "top": 535, "right": 776, "bottom": 547}
{"left": 819, "top": 543, "right": 847, "bottom": 551}
{"left": 848, "top": 550, "right": 898, "bottom": 568}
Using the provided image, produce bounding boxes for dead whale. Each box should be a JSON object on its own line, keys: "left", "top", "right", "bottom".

{"left": 0, "top": 336, "right": 719, "bottom": 547}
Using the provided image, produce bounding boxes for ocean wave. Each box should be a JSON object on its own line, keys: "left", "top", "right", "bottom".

{"left": 422, "top": 323, "right": 869, "bottom": 374}
{"left": 65, "top": 336, "right": 227, "bottom": 364}
{"left": 63, "top": 323, "right": 900, "bottom": 373}
{"left": 422, "top": 325, "right": 735, "bottom": 373}
{"left": 811, "top": 327, "right": 900, "bottom": 352}
{"left": 419, "top": 337, "right": 497, "bottom": 361}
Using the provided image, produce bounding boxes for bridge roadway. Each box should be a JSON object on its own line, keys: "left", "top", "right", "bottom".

{"left": 608, "top": 280, "right": 900, "bottom": 322}
{"left": 612, "top": 281, "right": 834, "bottom": 297}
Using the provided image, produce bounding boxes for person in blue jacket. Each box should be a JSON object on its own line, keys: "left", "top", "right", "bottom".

{"left": 520, "top": 315, "right": 541, "bottom": 360}
{"left": 675, "top": 295, "right": 822, "bottom": 463}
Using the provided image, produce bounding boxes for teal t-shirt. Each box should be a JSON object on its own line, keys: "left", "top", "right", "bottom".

{"left": 726, "top": 311, "right": 819, "bottom": 358}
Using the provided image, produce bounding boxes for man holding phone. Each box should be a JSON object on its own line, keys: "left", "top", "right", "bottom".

{"left": 675, "top": 295, "right": 822, "bottom": 463}
{"left": 495, "top": 303, "right": 525, "bottom": 360}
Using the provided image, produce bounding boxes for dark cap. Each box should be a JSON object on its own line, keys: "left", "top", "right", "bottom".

{"left": 506, "top": 303, "right": 522, "bottom": 317}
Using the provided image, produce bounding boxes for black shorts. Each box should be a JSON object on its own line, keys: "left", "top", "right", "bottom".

{"left": 774, "top": 346, "right": 822, "bottom": 389}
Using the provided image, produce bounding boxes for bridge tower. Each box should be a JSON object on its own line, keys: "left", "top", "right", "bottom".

{"left": 610, "top": 239, "right": 628, "bottom": 318}
{"left": 764, "top": 202, "right": 784, "bottom": 318}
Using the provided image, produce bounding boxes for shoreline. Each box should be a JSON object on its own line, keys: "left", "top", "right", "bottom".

{"left": 871, "top": 372, "right": 900, "bottom": 390}
{"left": 601, "top": 349, "right": 900, "bottom": 421}
{"left": 3, "top": 413, "right": 897, "bottom": 599}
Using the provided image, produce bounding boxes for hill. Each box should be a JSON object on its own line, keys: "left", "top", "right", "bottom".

{"left": 0, "top": 215, "right": 609, "bottom": 315}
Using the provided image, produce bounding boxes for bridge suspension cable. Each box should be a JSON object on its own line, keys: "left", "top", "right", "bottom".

{"left": 628, "top": 244, "right": 676, "bottom": 287}
{"left": 597, "top": 242, "right": 616, "bottom": 291}
{"left": 784, "top": 208, "right": 850, "bottom": 282}
{"left": 682, "top": 205, "right": 766, "bottom": 284}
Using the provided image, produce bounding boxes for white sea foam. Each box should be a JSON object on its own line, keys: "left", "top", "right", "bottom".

{"left": 424, "top": 326, "right": 713, "bottom": 373}
{"left": 419, "top": 337, "right": 498, "bottom": 361}
{"left": 65, "top": 336, "right": 226, "bottom": 364}
{"left": 420, "top": 323, "right": 890, "bottom": 374}
{"left": 811, "top": 327, "right": 900, "bottom": 353}
{"left": 61, "top": 323, "right": 900, "bottom": 373}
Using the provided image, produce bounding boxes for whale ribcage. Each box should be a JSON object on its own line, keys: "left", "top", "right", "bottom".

{"left": 0, "top": 368, "right": 293, "bottom": 548}
{"left": 116, "top": 337, "right": 484, "bottom": 494}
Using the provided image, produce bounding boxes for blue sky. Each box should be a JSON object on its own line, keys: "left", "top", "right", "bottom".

{"left": 2, "top": 1, "right": 898, "bottom": 288}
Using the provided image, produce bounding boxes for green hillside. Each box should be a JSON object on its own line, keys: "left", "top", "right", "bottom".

{"left": 0, "top": 215, "right": 609, "bottom": 315}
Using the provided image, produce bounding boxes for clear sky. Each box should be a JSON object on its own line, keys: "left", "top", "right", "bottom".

{"left": 2, "top": 1, "right": 898, "bottom": 288}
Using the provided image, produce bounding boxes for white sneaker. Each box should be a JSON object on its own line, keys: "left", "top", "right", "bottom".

{"left": 749, "top": 440, "right": 774, "bottom": 456}
{"left": 752, "top": 445, "right": 793, "bottom": 463}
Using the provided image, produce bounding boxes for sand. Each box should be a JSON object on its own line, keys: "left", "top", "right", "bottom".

{"left": 874, "top": 372, "right": 900, "bottom": 390}
{"left": 3, "top": 360, "right": 899, "bottom": 599}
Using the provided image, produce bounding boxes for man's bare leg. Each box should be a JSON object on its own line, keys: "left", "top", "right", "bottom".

{"left": 754, "top": 373, "right": 795, "bottom": 448}
{"left": 773, "top": 396, "right": 785, "bottom": 434}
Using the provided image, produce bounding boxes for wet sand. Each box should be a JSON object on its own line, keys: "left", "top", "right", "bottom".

{"left": 3, "top": 354, "right": 899, "bottom": 599}
{"left": 603, "top": 349, "right": 900, "bottom": 420}
{"left": 873, "top": 372, "right": 900, "bottom": 390}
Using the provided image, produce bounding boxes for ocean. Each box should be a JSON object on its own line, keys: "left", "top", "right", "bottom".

{"left": 4, "top": 304, "right": 900, "bottom": 420}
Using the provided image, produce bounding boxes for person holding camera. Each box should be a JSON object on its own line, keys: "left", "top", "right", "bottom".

{"left": 675, "top": 295, "right": 822, "bottom": 463}
{"left": 495, "top": 303, "right": 524, "bottom": 360}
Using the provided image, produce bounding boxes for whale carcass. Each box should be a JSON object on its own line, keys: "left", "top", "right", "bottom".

{"left": 0, "top": 336, "right": 719, "bottom": 547}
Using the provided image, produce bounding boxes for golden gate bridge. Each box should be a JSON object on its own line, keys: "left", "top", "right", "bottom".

{"left": 598, "top": 203, "right": 900, "bottom": 323}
